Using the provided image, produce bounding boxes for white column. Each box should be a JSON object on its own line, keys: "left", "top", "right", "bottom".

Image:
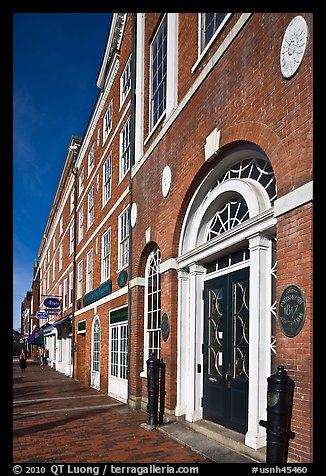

{"left": 134, "top": 13, "right": 145, "bottom": 164}
{"left": 186, "top": 263, "right": 205, "bottom": 422}
{"left": 245, "top": 232, "right": 272, "bottom": 449}
{"left": 176, "top": 269, "right": 189, "bottom": 417}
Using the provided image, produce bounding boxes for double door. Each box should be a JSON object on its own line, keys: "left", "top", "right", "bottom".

{"left": 203, "top": 267, "right": 249, "bottom": 434}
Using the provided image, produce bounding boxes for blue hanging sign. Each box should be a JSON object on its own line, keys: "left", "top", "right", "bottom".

{"left": 44, "top": 297, "right": 61, "bottom": 309}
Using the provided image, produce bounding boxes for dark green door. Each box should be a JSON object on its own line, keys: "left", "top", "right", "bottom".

{"left": 203, "top": 267, "right": 249, "bottom": 434}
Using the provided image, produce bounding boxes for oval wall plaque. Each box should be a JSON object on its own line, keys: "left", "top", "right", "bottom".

{"left": 118, "top": 270, "right": 128, "bottom": 288}
{"left": 161, "top": 312, "right": 170, "bottom": 342}
{"left": 278, "top": 284, "right": 306, "bottom": 337}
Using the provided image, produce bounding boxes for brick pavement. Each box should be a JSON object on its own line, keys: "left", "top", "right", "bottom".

{"left": 13, "top": 358, "right": 210, "bottom": 464}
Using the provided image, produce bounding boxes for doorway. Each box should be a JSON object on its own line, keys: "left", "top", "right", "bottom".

{"left": 203, "top": 267, "right": 249, "bottom": 434}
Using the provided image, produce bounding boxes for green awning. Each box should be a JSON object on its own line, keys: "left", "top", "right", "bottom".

{"left": 29, "top": 335, "right": 45, "bottom": 346}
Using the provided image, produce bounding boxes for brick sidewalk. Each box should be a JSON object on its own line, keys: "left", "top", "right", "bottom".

{"left": 13, "top": 358, "right": 210, "bottom": 464}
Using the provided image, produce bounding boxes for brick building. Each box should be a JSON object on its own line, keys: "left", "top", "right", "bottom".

{"left": 37, "top": 13, "right": 313, "bottom": 462}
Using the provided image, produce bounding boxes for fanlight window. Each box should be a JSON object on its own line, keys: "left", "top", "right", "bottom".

{"left": 207, "top": 194, "right": 249, "bottom": 240}
{"left": 206, "top": 157, "right": 276, "bottom": 241}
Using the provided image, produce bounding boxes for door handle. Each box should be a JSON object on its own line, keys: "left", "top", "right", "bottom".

{"left": 208, "top": 376, "right": 218, "bottom": 383}
{"left": 225, "top": 364, "right": 231, "bottom": 389}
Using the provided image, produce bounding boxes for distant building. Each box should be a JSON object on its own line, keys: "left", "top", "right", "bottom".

{"left": 36, "top": 13, "right": 313, "bottom": 463}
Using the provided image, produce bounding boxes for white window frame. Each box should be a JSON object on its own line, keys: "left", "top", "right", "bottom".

{"left": 118, "top": 207, "right": 129, "bottom": 271}
{"left": 87, "top": 186, "right": 94, "bottom": 229}
{"left": 53, "top": 235, "right": 56, "bottom": 251}
{"left": 119, "top": 116, "right": 131, "bottom": 181}
{"left": 59, "top": 245, "right": 63, "bottom": 271}
{"left": 92, "top": 316, "right": 101, "bottom": 373}
{"left": 120, "top": 54, "right": 132, "bottom": 107}
{"left": 79, "top": 168, "right": 84, "bottom": 196}
{"left": 103, "top": 152, "right": 112, "bottom": 206}
{"left": 103, "top": 100, "right": 113, "bottom": 143}
{"left": 78, "top": 206, "right": 84, "bottom": 243}
{"left": 69, "top": 271, "right": 74, "bottom": 307}
{"left": 69, "top": 222, "right": 74, "bottom": 255}
{"left": 60, "top": 216, "right": 63, "bottom": 235}
{"left": 77, "top": 261, "right": 83, "bottom": 299}
{"left": 70, "top": 191, "right": 74, "bottom": 214}
{"left": 141, "top": 248, "right": 161, "bottom": 376}
{"left": 150, "top": 14, "right": 167, "bottom": 130}
{"left": 88, "top": 142, "right": 95, "bottom": 177}
{"left": 63, "top": 277, "right": 68, "bottom": 310}
{"left": 197, "top": 13, "right": 232, "bottom": 57}
{"left": 86, "top": 249, "right": 93, "bottom": 293}
{"left": 59, "top": 283, "right": 63, "bottom": 306}
{"left": 52, "top": 259, "right": 55, "bottom": 281}
{"left": 101, "top": 228, "right": 111, "bottom": 282}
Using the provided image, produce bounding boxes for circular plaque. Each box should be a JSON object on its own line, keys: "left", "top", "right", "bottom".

{"left": 118, "top": 270, "right": 128, "bottom": 288}
{"left": 278, "top": 284, "right": 306, "bottom": 337}
{"left": 162, "top": 165, "right": 172, "bottom": 197}
{"left": 131, "top": 202, "right": 137, "bottom": 228}
{"left": 280, "top": 16, "right": 308, "bottom": 79}
{"left": 161, "top": 313, "right": 170, "bottom": 342}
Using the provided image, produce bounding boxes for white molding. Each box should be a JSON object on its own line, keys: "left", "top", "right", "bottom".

{"left": 274, "top": 181, "right": 313, "bottom": 217}
{"left": 129, "top": 277, "right": 145, "bottom": 288}
{"left": 160, "top": 258, "right": 179, "bottom": 274}
{"left": 75, "top": 286, "right": 128, "bottom": 316}
{"left": 204, "top": 128, "right": 221, "bottom": 161}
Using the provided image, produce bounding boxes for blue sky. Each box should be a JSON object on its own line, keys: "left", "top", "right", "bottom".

{"left": 13, "top": 13, "right": 112, "bottom": 330}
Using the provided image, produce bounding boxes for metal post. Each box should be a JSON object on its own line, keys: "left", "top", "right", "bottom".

{"left": 146, "top": 354, "right": 160, "bottom": 427}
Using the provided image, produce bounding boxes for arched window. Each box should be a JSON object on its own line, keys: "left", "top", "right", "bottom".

{"left": 144, "top": 248, "right": 161, "bottom": 361}
{"left": 92, "top": 317, "right": 100, "bottom": 372}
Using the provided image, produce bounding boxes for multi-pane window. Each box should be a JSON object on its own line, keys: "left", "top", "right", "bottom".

{"left": 87, "top": 186, "right": 94, "bottom": 229}
{"left": 92, "top": 317, "right": 100, "bottom": 372}
{"left": 88, "top": 143, "right": 95, "bottom": 176}
{"left": 201, "top": 13, "right": 228, "bottom": 51}
{"left": 119, "top": 207, "right": 129, "bottom": 269}
{"left": 79, "top": 168, "right": 84, "bottom": 195}
{"left": 69, "top": 222, "right": 75, "bottom": 255}
{"left": 77, "top": 261, "right": 83, "bottom": 299}
{"left": 59, "top": 283, "right": 62, "bottom": 306}
{"left": 59, "top": 244, "right": 63, "bottom": 270}
{"left": 150, "top": 15, "right": 167, "bottom": 129}
{"left": 102, "top": 229, "right": 111, "bottom": 281}
{"left": 60, "top": 216, "right": 63, "bottom": 235}
{"left": 86, "top": 249, "right": 93, "bottom": 293}
{"left": 145, "top": 248, "right": 161, "bottom": 360}
{"left": 78, "top": 206, "right": 84, "bottom": 243}
{"left": 69, "top": 271, "right": 74, "bottom": 307}
{"left": 70, "top": 191, "right": 74, "bottom": 213}
{"left": 63, "top": 278, "right": 68, "bottom": 310}
{"left": 52, "top": 259, "right": 55, "bottom": 281}
{"left": 110, "top": 323, "right": 128, "bottom": 379}
{"left": 120, "top": 117, "right": 130, "bottom": 180}
{"left": 103, "top": 153, "right": 112, "bottom": 205}
{"left": 120, "top": 55, "right": 132, "bottom": 105}
{"left": 103, "top": 100, "right": 113, "bottom": 142}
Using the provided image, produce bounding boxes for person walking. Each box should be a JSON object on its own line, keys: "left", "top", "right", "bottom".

{"left": 39, "top": 346, "right": 45, "bottom": 366}
{"left": 19, "top": 348, "right": 27, "bottom": 373}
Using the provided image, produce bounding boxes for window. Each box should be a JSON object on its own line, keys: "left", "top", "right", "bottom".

{"left": 70, "top": 191, "right": 74, "bottom": 214}
{"left": 87, "top": 186, "right": 94, "bottom": 229}
{"left": 144, "top": 249, "right": 161, "bottom": 361}
{"left": 69, "top": 222, "right": 75, "bottom": 255}
{"left": 102, "top": 228, "right": 111, "bottom": 282}
{"left": 92, "top": 317, "right": 100, "bottom": 372}
{"left": 120, "top": 55, "right": 132, "bottom": 106}
{"left": 77, "top": 261, "right": 83, "bottom": 299}
{"left": 120, "top": 117, "right": 131, "bottom": 180}
{"left": 79, "top": 168, "right": 84, "bottom": 195}
{"left": 53, "top": 235, "right": 56, "bottom": 250}
{"left": 150, "top": 15, "right": 167, "bottom": 129}
{"left": 200, "top": 13, "right": 229, "bottom": 52}
{"left": 59, "top": 245, "right": 63, "bottom": 271}
{"left": 118, "top": 207, "right": 129, "bottom": 270}
{"left": 88, "top": 143, "right": 95, "bottom": 176}
{"left": 59, "top": 283, "right": 63, "bottom": 305}
{"left": 52, "top": 259, "right": 55, "bottom": 281}
{"left": 103, "top": 100, "right": 113, "bottom": 143}
{"left": 60, "top": 216, "right": 63, "bottom": 235}
{"left": 63, "top": 278, "right": 68, "bottom": 310}
{"left": 103, "top": 153, "right": 112, "bottom": 205}
{"left": 78, "top": 206, "right": 84, "bottom": 243}
{"left": 86, "top": 249, "right": 93, "bottom": 293}
{"left": 69, "top": 271, "right": 74, "bottom": 307}
{"left": 110, "top": 322, "right": 128, "bottom": 380}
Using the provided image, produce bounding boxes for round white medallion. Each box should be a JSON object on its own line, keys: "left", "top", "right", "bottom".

{"left": 280, "top": 16, "right": 308, "bottom": 79}
{"left": 131, "top": 203, "right": 137, "bottom": 228}
{"left": 162, "top": 165, "right": 172, "bottom": 197}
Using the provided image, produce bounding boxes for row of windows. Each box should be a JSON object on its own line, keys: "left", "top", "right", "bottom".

{"left": 41, "top": 207, "right": 130, "bottom": 306}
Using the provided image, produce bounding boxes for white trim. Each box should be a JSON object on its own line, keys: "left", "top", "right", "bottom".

{"left": 165, "top": 13, "right": 178, "bottom": 119}
{"left": 274, "top": 180, "right": 313, "bottom": 217}
{"left": 129, "top": 277, "right": 146, "bottom": 288}
{"left": 75, "top": 284, "right": 128, "bottom": 317}
{"left": 134, "top": 13, "right": 145, "bottom": 164}
{"left": 160, "top": 257, "right": 179, "bottom": 274}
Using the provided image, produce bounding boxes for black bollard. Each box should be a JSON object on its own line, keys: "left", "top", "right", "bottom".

{"left": 146, "top": 354, "right": 160, "bottom": 427}
{"left": 259, "top": 365, "right": 295, "bottom": 463}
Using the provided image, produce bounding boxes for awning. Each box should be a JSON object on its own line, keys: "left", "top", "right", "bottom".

{"left": 28, "top": 335, "right": 45, "bottom": 346}
{"left": 54, "top": 315, "right": 72, "bottom": 339}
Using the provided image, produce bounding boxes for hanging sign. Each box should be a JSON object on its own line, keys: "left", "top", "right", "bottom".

{"left": 278, "top": 284, "right": 306, "bottom": 338}
{"left": 44, "top": 297, "right": 61, "bottom": 309}
{"left": 36, "top": 311, "right": 48, "bottom": 320}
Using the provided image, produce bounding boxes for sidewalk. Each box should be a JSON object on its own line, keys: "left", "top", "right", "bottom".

{"left": 13, "top": 358, "right": 256, "bottom": 464}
